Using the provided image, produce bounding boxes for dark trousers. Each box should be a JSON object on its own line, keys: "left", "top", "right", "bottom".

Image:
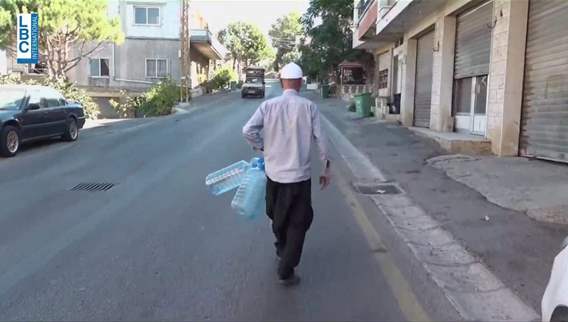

{"left": 266, "top": 177, "right": 314, "bottom": 279}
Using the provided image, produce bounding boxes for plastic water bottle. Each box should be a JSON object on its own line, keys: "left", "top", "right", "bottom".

{"left": 205, "top": 160, "right": 250, "bottom": 196}
{"left": 231, "top": 158, "right": 266, "bottom": 219}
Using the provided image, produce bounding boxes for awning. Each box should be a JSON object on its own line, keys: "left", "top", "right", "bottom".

{"left": 338, "top": 61, "right": 364, "bottom": 68}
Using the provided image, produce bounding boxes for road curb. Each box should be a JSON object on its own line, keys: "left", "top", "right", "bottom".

{"left": 321, "top": 114, "right": 540, "bottom": 321}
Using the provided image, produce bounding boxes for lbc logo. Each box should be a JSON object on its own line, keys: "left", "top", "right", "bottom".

{"left": 16, "top": 13, "right": 39, "bottom": 64}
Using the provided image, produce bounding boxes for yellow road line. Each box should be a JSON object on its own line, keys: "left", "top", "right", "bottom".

{"left": 334, "top": 172, "right": 431, "bottom": 322}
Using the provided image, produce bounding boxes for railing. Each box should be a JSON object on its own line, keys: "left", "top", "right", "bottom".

{"left": 379, "top": 0, "right": 397, "bottom": 18}
{"left": 357, "top": 0, "right": 374, "bottom": 21}
{"left": 210, "top": 32, "right": 228, "bottom": 59}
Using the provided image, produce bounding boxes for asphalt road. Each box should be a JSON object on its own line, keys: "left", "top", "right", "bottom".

{"left": 0, "top": 83, "right": 459, "bottom": 321}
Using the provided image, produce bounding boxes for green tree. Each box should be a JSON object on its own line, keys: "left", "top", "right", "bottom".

{"left": 0, "top": 0, "right": 124, "bottom": 79}
{"left": 300, "top": 0, "right": 370, "bottom": 81}
{"left": 281, "top": 49, "right": 301, "bottom": 65}
{"left": 269, "top": 11, "right": 303, "bottom": 71}
{"left": 218, "top": 21, "right": 272, "bottom": 77}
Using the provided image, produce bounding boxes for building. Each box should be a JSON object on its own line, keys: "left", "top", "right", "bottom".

{"left": 67, "top": 0, "right": 227, "bottom": 98}
{"left": 353, "top": 0, "right": 568, "bottom": 163}
{"left": 0, "top": 49, "right": 7, "bottom": 75}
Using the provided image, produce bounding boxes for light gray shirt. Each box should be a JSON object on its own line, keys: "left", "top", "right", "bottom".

{"left": 242, "top": 89, "right": 330, "bottom": 184}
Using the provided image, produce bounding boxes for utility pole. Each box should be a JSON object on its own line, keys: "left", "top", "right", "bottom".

{"left": 180, "top": 0, "right": 191, "bottom": 103}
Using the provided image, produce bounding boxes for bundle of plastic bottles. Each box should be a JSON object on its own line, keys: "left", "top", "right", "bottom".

{"left": 205, "top": 157, "right": 266, "bottom": 219}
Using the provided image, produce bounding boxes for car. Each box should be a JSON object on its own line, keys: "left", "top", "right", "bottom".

{"left": 241, "top": 67, "right": 266, "bottom": 98}
{"left": 542, "top": 236, "right": 568, "bottom": 322}
{"left": 0, "top": 85, "right": 86, "bottom": 157}
{"left": 241, "top": 77, "right": 265, "bottom": 98}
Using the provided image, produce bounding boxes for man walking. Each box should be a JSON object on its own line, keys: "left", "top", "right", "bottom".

{"left": 242, "top": 63, "right": 331, "bottom": 286}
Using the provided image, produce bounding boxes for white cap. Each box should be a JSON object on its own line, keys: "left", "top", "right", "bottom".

{"left": 280, "top": 63, "right": 303, "bottom": 79}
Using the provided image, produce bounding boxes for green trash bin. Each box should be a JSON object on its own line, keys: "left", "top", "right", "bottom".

{"left": 355, "top": 92, "right": 372, "bottom": 117}
{"left": 321, "top": 84, "right": 330, "bottom": 98}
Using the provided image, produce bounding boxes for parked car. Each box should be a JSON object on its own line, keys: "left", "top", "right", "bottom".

{"left": 542, "top": 236, "right": 568, "bottom": 322}
{"left": 0, "top": 85, "right": 85, "bottom": 157}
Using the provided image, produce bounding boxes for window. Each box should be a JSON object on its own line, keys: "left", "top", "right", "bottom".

{"left": 0, "top": 89, "right": 26, "bottom": 110}
{"left": 28, "top": 90, "right": 47, "bottom": 108}
{"left": 90, "top": 58, "right": 110, "bottom": 77}
{"left": 378, "top": 69, "right": 389, "bottom": 89}
{"left": 474, "top": 76, "right": 487, "bottom": 114}
{"left": 453, "top": 75, "right": 487, "bottom": 114}
{"left": 453, "top": 78, "right": 472, "bottom": 114}
{"left": 146, "top": 59, "right": 168, "bottom": 78}
{"left": 41, "top": 88, "right": 65, "bottom": 107}
{"left": 134, "top": 7, "right": 160, "bottom": 25}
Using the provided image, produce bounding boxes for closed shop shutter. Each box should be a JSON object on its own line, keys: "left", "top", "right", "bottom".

{"left": 521, "top": 0, "right": 568, "bottom": 162}
{"left": 414, "top": 31, "right": 434, "bottom": 128}
{"left": 454, "top": 1, "right": 492, "bottom": 79}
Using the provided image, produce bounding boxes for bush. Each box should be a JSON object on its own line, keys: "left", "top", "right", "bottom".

{"left": 109, "top": 90, "right": 143, "bottom": 118}
{"left": 0, "top": 74, "right": 100, "bottom": 119}
{"left": 110, "top": 79, "right": 179, "bottom": 118}
{"left": 141, "top": 79, "right": 179, "bottom": 116}
{"left": 208, "top": 67, "right": 237, "bottom": 91}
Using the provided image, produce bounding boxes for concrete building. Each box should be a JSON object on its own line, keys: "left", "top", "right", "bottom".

{"left": 353, "top": 0, "right": 568, "bottom": 163}
{"left": 67, "top": 0, "right": 227, "bottom": 97}
{"left": 0, "top": 49, "right": 7, "bottom": 75}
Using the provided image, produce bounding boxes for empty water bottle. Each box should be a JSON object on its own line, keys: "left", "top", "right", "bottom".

{"left": 205, "top": 160, "right": 250, "bottom": 196}
{"left": 231, "top": 157, "right": 266, "bottom": 219}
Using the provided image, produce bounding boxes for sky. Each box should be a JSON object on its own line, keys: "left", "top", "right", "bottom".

{"left": 190, "top": 0, "right": 310, "bottom": 36}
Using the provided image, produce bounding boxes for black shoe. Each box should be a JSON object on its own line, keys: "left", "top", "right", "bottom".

{"left": 278, "top": 274, "right": 300, "bottom": 287}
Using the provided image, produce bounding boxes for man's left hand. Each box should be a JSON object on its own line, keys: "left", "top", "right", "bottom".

{"left": 319, "top": 174, "right": 331, "bottom": 190}
{"left": 319, "top": 162, "right": 331, "bottom": 190}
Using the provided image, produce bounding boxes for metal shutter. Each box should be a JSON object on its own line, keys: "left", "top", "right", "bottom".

{"left": 521, "top": 0, "right": 568, "bottom": 162}
{"left": 414, "top": 31, "right": 434, "bottom": 128}
{"left": 454, "top": 2, "right": 493, "bottom": 79}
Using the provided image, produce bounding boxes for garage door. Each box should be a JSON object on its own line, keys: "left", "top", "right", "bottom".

{"left": 454, "top": 2, "right": 492, "bottom": 79}
{"left": 414, "top": 31, "right": 434, "bottom": 128}
{"left": 521, "top": 0, "right": 568, "bottom": 162}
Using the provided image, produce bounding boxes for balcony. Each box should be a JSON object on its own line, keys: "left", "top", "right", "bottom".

{"left": 356, "top": 0, "right": 378, "bottom": 40}
{"left": 190, "top": 29, "right": 228, "bottom": 60}
{"left": 375, "top": 0, "right": 445, "bottom": 41}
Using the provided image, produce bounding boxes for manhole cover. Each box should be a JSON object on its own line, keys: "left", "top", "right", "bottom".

{"left": 71, "top": 183, "right": 116, "bottom": 192}
{"left": 353, "top": 183, "right": 401, "bottom": 195}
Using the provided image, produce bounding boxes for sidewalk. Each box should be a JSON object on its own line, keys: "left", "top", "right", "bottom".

{"left": 84, "top": 90, "right": 237, "bottom": 130}
{"left": 428, "top": 154, "right": 568, "bottom": 225}
{"left": 309, "top": 92, "right": 568, "bottom": 313}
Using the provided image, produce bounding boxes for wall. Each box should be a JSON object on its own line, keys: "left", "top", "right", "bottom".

{"left": 429, "top": 15, "right": 456, "bottom": 132}
{"left": 124, "top": 1, "right": 178, "bottom": 39}
{"left": 68, "top": 39, "right": 181, "bottom": 90}
{"left": 190, "top": 47, "right": 210, "bottom": 88}
{"left": 485, "top": 0, "right": 529, "bottom": 156}
{"left": 376, "top": 48, "right": 392, "bottom": 97}
{"left": 399, "top": 0, "right": 474, "bottom": 128}
{"left": 391, "top": 0, "right": 532, "bottom": 158}
{"left": 116, "top": 38, "right": 181, "bottom": 86}
{"left": 67, "top": 42, "right": 115, "bottom": 87}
